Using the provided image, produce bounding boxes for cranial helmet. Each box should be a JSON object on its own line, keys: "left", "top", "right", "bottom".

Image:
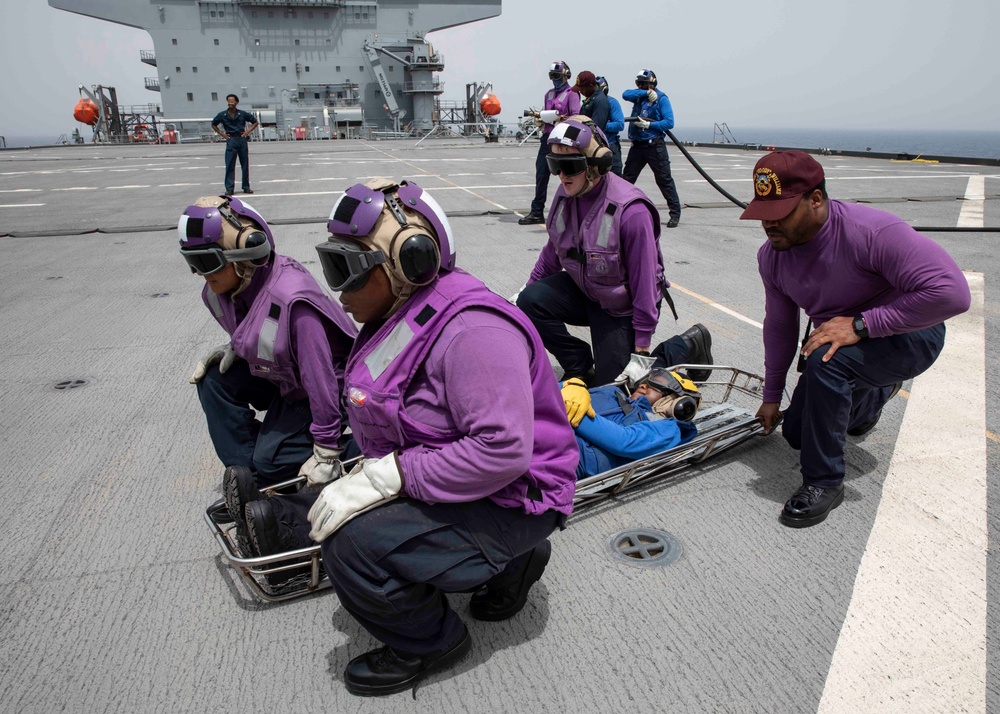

{"left": 546, "top": 116, "right": 613, "bottom": 175}
{"left": 548, "top": 60, "right": 571, "bottom": 81}
{"left": 595, "top": 75, "right": 610, "bottom": 96}
{"left": 635, "top": 68, "right": 658, "bottom": 89}
{"left": 177, "top": 195, "right": 274, "bottom": 294}
{"left": 319, "top": 178, "right": 455, "bottom": 314}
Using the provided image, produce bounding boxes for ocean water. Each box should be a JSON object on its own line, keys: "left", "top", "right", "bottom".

{"left": 674, "top": 127, "right": 999, "bottom": 160}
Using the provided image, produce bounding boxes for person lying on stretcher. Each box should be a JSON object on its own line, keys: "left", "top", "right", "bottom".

{"left": 562, "top": 366, "right": 701, "bottom": 480}
{"left": 224, "top": 324, "right": 714, "bottom": 562}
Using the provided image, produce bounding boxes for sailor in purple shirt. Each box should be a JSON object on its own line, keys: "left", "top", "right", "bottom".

{"left": 177, "top": 196, "right": 357, "bottom": 552}
{"left": 518, "top": 60, "right": 582, "bottom": 225}
{"left": 261, "top": 178, "right": 577, "bottom": 696}
{"left": 516, "top": 116, "right": 672, "bottom": 386}
{"left": 741, "top": 151, "right": 971, "bottom": 528}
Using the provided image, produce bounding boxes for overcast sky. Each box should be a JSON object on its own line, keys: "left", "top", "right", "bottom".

{"left": 2, "top": 0, "right": 996, "bottom": 140}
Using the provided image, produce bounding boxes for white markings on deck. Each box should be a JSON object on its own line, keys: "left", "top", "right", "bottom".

{"left": 0, "top": 188, "right": 42, "bottom": 193}
{"left": 52, "top": 187, "right": 98, "bottom": 191}
{"left": 818, "top": 272, "right": 986, "bottom": 713}
{"left": 670, "top": 283, "right": 764, "bottom": 329}
{"left": 958, "top": 175, "right": 986, "bottom": 227}
{"left": 105, "top": 185, "right": 152, "bottom": 189}
{"left": 0, "top": 203, "right": 45, "bottom": 208}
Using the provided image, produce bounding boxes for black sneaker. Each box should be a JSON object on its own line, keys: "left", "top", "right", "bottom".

{"left": 779, "top": 484, "right": 844, "bottom": 528}
{"left": 242, "top": 188, "right": 254, "bottom": 194}
{"left": 680, "top": 323, "right": 713, "bottom": 382}
{"left": 470, "top": 539, "right": 551, "bottom": 621}
{"left": 517, "top": 213, "right": 545, "bottom": 225}
{"left": 344, "top": 627, "right": 472, "bottom": 697}
{"left": 666, "top": 216, "right": 680, "bottom": 228}
{"left": 223, "top": 465, "right": 262, "bottom": 557}
{"left": 847, "top": 382, "right": 903, "bottom": 437}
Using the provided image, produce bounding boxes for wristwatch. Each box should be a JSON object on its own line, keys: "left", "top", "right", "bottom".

{"left": 852, "top": 315, "right": 869, "bottom": 339}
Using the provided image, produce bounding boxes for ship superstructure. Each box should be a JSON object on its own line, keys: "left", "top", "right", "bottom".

{"left": 49, "top": 0, "right": 501, "bottom": 138}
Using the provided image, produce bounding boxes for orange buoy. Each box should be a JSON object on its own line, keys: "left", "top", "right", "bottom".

{"left": 479, "top": 94, "right": 501, "bottom": 117}
{"left": 73, "top": 99, "right": 99, "bottom": 126}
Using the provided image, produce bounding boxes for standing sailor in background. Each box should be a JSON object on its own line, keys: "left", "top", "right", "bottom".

{"left": 577, "top": 71, "right": 609, "bottom": 139}
{"left": 622, "top": 69, "right": 682, "bottom": 227}
{"left": 595, "top": 76, "right": 625, "bottom": 176}
{"left": 519, "top": 61, "right": 581, "bottom": 226}
{"left": 211, "top": 94, "right": 259, "bottom": 195}
{"left": 178, "top": 195, "right": 356, "bottom": 550}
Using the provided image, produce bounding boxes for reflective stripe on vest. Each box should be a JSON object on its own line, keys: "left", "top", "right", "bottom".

{"left": 257, "top": 315, "right": 278, "bottom": 361}
{"left": 596, "top": 207, "right": 614, "bottom": 248}
{"left": 206, "top": 290, "right": 223, "bottom": 319}
{"left": 364, "top": 318, "right": 416, "bottom": 381}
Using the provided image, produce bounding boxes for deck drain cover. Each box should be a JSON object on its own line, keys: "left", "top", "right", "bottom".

{"left": 608, "top": 529, "right": 682, "bottom": 567}
{"left": 151, "top": 292, "right": 170, "bottom": 298}
{"left": 52, "top": 379, "right": 89, "bottom": 391}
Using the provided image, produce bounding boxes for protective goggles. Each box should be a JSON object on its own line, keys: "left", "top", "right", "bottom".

{"left": 315, "top": 238, "right": 387, "bottom": 292}
{"left": 180, "top": 238, "right": 269, "bottom": 275}
{"left": 546, "top": 154, "right": 590, "bottom": 177}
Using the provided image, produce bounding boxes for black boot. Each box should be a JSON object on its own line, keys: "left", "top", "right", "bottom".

{"left": 223, "top": 465, "right": 262, "bottom": 557}
{"left": 344, "top": 627, "right": 472, "bottom": 697}
{"left": 245, "top": 499, "right": 304, "bottom": 589}
{"left": 470, "top": 539, "right": 551, "bottom": 621}
{"left": 779, "top": 484, "right": 845, "bottom": 528}
{"left": 680, "top": 324, "right": 713, "bottom": 383}
{"left": 517, "top": 213, "right": 545, "bottom": 225}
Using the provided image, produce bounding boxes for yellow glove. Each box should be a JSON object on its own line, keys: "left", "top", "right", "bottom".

{"left": 561, "top": 378, "right": 596, "bottom": 427}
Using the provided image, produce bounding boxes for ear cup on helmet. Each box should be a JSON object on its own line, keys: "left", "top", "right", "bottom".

{"left": 238, "top": 229, "right": 271, "bottom": 266}
{"left": 591, "top": 148, "right": 613, "bottom": 175}
{"left": 390, "top": 229, "right": 440, "bottom": 286}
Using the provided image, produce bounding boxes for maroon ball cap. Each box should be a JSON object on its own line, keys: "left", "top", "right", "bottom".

{"left": 739, "top": 150, "right": 825, "bottom": 221}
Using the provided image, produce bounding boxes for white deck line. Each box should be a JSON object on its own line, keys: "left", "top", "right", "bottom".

{"left": 818, "top": 271, "right": 987, "bottom": 713}
{"left": 958, "top": 176, "right": 986, "bottom": 227}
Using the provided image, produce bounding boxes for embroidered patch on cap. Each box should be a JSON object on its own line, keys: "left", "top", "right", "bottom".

{"left": 754, "top": 168, "right": 781, "bottom": 197}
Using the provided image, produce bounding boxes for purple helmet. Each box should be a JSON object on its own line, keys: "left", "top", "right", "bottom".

{"left": 321, "top": 180, "right": 455, "bottom": 290}
{"left": 548, "top": 60, "right": 571, "bottom": 80}
{"left": 547, "top": 117, "right": 613, "bottom": 175}
{"left": 177, "top": 195, "right": 274, "bottom": 273}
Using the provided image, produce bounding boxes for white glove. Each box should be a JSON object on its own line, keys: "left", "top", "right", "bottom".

{"left": 508, "top": 282, "right": 527, "bottom": 305}
{"left": 308, "top": 452, "right": 403, "bottom": 542}
{"left": 647, "top": 89, "right": 658, "bottom": 104}
{"left": 615, "top": 352, "right": 657, "bottom": 387}
{"left": 298, "top": 444, "right": 343, "bottom": 487}
{"left": 634, "top": 118, "right": 650, "bottom": 130}
{"left": 189, "top": 343, "right": 237, "bottom": 384}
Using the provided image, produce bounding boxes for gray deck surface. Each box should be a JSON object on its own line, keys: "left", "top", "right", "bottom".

{"left": 0, "top": 137, "right": 996, "bottom": 713}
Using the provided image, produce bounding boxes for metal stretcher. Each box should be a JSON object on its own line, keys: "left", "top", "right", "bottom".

{"left": 205, "top": 365, "right": 767, "bottom": 602}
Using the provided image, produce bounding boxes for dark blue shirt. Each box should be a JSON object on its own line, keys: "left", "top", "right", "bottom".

{"left": 212, "top": 108, "right": 256, "bottom": 136}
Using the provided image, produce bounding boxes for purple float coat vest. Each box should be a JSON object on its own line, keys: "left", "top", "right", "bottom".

{"left": 547, "top": 175, "right": 665, "bottom": 317}
{"left": 203, "top": 255, "right": 357, "bottom": 400}
{"left": 542, "top": 84, "right": 580, "bottom": 135}
{"left": 344, "top": 269, "right": 577, "bottom": 516}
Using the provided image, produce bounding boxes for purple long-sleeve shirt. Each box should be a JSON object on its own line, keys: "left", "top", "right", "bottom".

{"left": 526, "top": 184, "right": 662, "bottom": 347}
{"left": 234, "top": 276, "right": 349, "bottom": 450}
{"left": 397, "top": 308, "right": 550, "bottom": 503}
{"left": 758, "top": 199, "right": 970, "bottom": 403}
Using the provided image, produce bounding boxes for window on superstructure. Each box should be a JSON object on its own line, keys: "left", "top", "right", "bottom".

{"left": 336, "top": 66, "right": 341, "bottom": 72}
{"left": 187, "top": 93, "right": 193, "bottom": 101}
{"left": 212, "top": 92, "right": 218, "bottom": 101}
{"left": 305, "top": 66, "right": 310, "bottom": 72}
{"left": 219, "top": 11, "right": 224, "bottom": 17}
{"left": 192, "top": 67, "right": 198, "bottom": 73}
{"left": 388, "top": 66, "right": 393, "bottom": 72}
{"left": 363, "top": 13, "right": 369, "bottom": 19}
{"left": 314, "top": 93, "right": 320, "bottom": 99}
{"left": 359, "top": 66, "right": 363, "bottom": 72}
{"left": 295, "top": 39, "right": 300, "bottom": 46}
{"left": 210, "top": 11, "right": 216, "bottom": 17}
{"left": 175, "top": 67, "right": 181, "bottom": 73}
{"left": 225, "top": 66, "right": 230, "bottom": 73}
{"left": 250, "top": 66, "right": 255, "bottom": 73}
{"left": 281, "top": 66, "right": 287, "bottom": 73}
{"left": 214, "top": 39, "right": 219, "bottom": 46}
{"left": 172, "top": 39, "right": 177, "bottom": 45}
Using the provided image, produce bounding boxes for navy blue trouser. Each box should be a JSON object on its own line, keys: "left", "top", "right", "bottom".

{"left": 196, "top": 359, "right": 313, "bottom": 487}
{"left": 529, "top": 136, "right": 553, "bottom": 216}
{"left": 224, "top": 136, "right": 250, "bottom": 193}
{"left": 650, "top": 334, "right": 690, "bottom": 369}
{"left": 781, "top": 323, "right": 946, "bottom": 488}
{"left": 607, "top": 136, "right": 623, "bottom": 177}
{"left": 320, "top": 498, "right": 561, "bottom": 655}
{"left": 623, "top": 139, "right": 681, "bottom": 220}
{"left": 517, "top": 271, "right": 636, "bottom": 385}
